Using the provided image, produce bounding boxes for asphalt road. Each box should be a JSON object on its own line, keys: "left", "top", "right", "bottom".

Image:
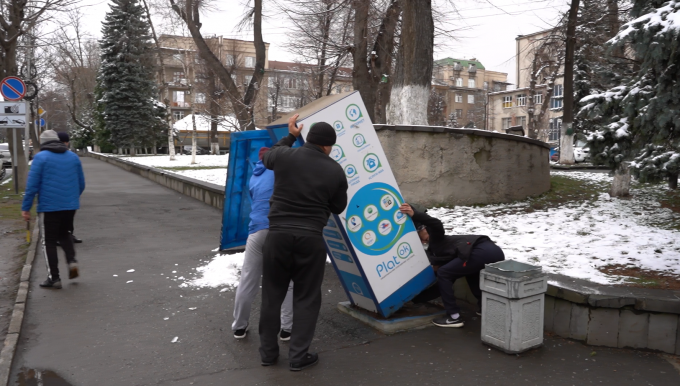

{"left": 9, "top": 157, "right": 680, "bottom": 386}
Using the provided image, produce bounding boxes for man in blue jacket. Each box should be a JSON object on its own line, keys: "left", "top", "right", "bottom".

{"left": 231, "top": 147, "right": 294, "bottom": 340}
{"left": 22, "top": 130, "right": 85, "bottom": 289}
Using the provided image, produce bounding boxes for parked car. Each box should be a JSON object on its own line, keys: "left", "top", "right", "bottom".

{"left": 550, "top": 145, "right": 591, "bottom": 163}
{"left": 182, "top": 145, "right": 211, "bottom": 155}
{"left": 0, "top": 143, "right": 11, "bottom": 167}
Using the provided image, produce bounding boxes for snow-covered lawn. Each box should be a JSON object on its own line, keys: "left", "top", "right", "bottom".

{"left": 119, "top": 154, "right": 229, "bottom": 168}
{"left": 172, "top": 170, "right": 680, "bottom": 289}
{"left": 171, "top": 169, "right": 227, "bottom": 186}
{"left": 432, "top": 171, "right": 680, "bottom": 285}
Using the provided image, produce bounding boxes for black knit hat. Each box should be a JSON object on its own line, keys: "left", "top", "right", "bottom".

{"left": 306, "top": 122, "right": 336, "bottom": 146}
{"left": 57, "top": 131, "right": 70, "bottom": 143}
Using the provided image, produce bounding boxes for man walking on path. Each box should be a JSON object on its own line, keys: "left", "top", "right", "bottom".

{"left": 22, "top": 130, "right": 85, "bottom": 289}
{"left": 232, "top": 147, "right": 294, "bottom": 341}
{"left": 57, "top": 131, "right": 83, "bottom": 244}
{"left": 259, "top": 114, "right": 348, "bottom": 371}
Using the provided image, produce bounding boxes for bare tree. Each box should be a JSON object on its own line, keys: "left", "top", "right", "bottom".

{"left": 525, "top": 30, "right": 566, "bottom": 141}
{"left": 50, "top": 8, "right": 100, "bottom": 149}
{"left": 351, "top": 0, "right": 401, "bottom": 124}
{"left": 169, "top": 0, "right": 265, "bottom": 131}
{"left": 559, "top": 0, "right": 580, "bottom": 165}
{"left": 280, "top": 0, "right": 353, "bottom": 100}
{"left": 0, "top": 0, "right": 77, "bottom": 189}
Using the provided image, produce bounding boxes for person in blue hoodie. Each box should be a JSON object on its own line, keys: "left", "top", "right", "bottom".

{"left": 22, "top": 130, "right": 85, "bottom": 289}
{"left": 231, "top": 147, "right": 294, "bottom": 340}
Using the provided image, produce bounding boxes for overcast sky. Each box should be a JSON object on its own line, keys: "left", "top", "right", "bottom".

{"left": 77, "top": 0, "right": 569, "bottom": 86}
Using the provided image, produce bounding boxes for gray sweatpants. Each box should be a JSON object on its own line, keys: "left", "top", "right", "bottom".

{"left": 232, "top": 229, "right": 294, "bottom": 332}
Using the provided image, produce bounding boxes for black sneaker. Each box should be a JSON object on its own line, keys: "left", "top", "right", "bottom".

{"left": 261, "top": 356, "right": 278, "bottom": 366}
{"left": 72, "top": 234, "right": 83, "bottom": 243}
{"left": 279, "top": 330, "right": 291, "bottom": 341}
{"left": 40, "top": 278, "right": 62, "bottom": 289}
{"left": 289, "top": 352, "right": 319, "bottom": 371}
{"left": 233, "top": 327, "right": 247, "bottom": 339}
{"left": 432, "top": 315, "right": 464, "bottom": 328}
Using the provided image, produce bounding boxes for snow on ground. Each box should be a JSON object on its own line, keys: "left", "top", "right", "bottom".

{"left": 172, "top": 169, "right": 228, "bottom": 186}
{"left": 431, "top": 172, "right": 680, "bottom": 285}
{"left": 146, "top": 166, "right": 678, "bottom": 287}
{"left": 119, "top": 154, "right": 229, "bottom": 168}
{"left": 180, "top": 252, "right": 245, "bottom": 290}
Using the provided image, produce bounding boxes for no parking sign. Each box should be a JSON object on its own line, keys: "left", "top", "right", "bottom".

{"left": 0, "top": 77, "right": 26, "bottom": 101}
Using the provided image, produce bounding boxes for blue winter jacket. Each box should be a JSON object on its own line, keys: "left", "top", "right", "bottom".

{"left": 248, "top": 160, "right": 274, "bottom": 235}
{"left": 22, "top": 141, "right": 85, "bottom": 213}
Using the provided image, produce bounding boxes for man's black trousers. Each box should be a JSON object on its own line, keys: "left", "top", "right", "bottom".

{"left": 40, "top": 210, "right": 77, "bottom": 281}
{"left": 259, "top": 229, "right": 326, "bottom": 363}
{"left": 413, "top": 240, "right": 505, "bottom": 315}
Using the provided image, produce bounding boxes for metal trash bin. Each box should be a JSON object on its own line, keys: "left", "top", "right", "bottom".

{"left": 479, "top": 260, "right": 548, "bottom": 354}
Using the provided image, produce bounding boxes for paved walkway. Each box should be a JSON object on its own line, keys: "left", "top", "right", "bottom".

{"left": 10, "top": 157, "right": 680, "bottom": 385}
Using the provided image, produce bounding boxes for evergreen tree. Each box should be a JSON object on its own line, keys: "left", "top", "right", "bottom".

{"left": 97, "top": 0, "right": 158, "bottom": 154}
{"left": 580, "top": 0, "right": 680, "bottom": 189}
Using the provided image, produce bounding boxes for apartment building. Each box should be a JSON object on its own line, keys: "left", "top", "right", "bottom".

{"left": 488, "top": 29, "right": 564, "bottom": 143}
{"left": 265, "top": 61, "right": 353, "bottom": 122}
{"left": 157, "top": 35, "right": 271, "bottom": 127}
{"left": 432, "top": 57, "right": 510, "bottom": 129}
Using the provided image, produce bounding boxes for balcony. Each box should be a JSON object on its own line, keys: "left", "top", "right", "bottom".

{"left": 171, "top": 101, "right": 191, "bottom": 108}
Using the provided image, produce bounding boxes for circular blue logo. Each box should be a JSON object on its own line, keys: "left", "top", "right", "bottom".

{"left": 345, "top": 182, "right": 416, "bottom": 256}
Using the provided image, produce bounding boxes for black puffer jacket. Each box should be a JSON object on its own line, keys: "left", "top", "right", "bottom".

{"left": 411, "top": 209, "right": 490, "bottom": 265}
{"left": 263, "top": 133, "right": 348, "bottom": 233}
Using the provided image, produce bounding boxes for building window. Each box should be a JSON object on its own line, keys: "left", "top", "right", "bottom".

{"left": 516, "top": 94, "right": 527, "bottom": 107}
{"left": 468, "top": 78, "right": 476, "bottom": 88}
{"left": 549, "top": 118, "right": 562, "bottom": 141}
{"left": 173, "top": 111, "right": 184, "bottom": 121}
{"left": 467, "top": 110, "right": 474, "bottom": 119}
{"left": 455, "top": 109, "right": 463, "bottom": 118}
{"left": 195, "top": 93, "right": 206, "bottom": 104}
{"left": 225, "top": 54, "right": 235, "bottom": 66}
{"left": 173, "top": 72, "right": 185, "bottom": 83}
{"left": 483, "top": 81, "right": 489, "bottom": 90}
{"left": 173, "top": 91, "right": 185, "bottom": 102}
{"left": 245, "top": 75, "right": 252, "bottom": 85}
{"left": 534, "top": 93, "right": 543, "bottom": 104}
{"left": 517, "top": 116, "right": 527, "bottom": 128}
{"left": 344, "top": 85, "right": 352, "bottom": 92}
{"left": 550, "top": 84, "right": 563, "bottom": 109}
{"left": 456, "top": 78, "right": 463, "bottom": 87}
{"left": 244, "top": 56, "right": 256, "bottom": 68}
{"left": 502, "top": 96, "right": 512, "bottom": 108}
{"left": 502, "top": 117, "right": 512, "bottom": 130}
{"left": 231, "top": 74, "right": 237, "bottom": 83}
{"left": 455, "top": 94, "right": 463, "bottom": 103}
{"left": 281, "top": 96, "right": 300, "bottom": 109}
{"left": 172, "top": 53, "right": 182, "bottom": 62}
{"left": 468, "top": 95, "right": 475, "bottom": 104}
{"left": 285, "top": 78, "right": 297, "bottom": 89}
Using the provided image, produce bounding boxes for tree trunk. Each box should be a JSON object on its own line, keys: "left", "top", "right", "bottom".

{"left": 209, "top": 76, "right": 219, "bottom": 154}
{"left": 351, "top": 1, "right": 376, "bottom": 121}
{"left": 669, "top": 173, "right": 678, "bottom": 190}
{"left": 559, "top": 0, "right": 579, "bottom": 165}
{"left": 610, "top": 162, "right": 630, "bottom": 197}
{"left": 386, "top": 0, "right": 433, "bottom": 125}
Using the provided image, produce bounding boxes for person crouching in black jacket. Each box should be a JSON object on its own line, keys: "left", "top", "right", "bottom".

{"left": 399, "top": 203, "right": 504, "bottom": 328}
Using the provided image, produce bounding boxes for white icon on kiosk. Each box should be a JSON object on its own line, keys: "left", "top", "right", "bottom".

{"left": 378, "top": 219, "right": 392, "bottom": 235}
{"left": 394, "top": 210, "right": 407, "bottom": 225}
{"left": 347, "top": 215, "right": 362, "bottom": 232}
{"left": 380, "top": 194, "right": 395, "bottom": 210}
{"left": 362, "top": 230, "right": 376, "bottom": 246}
{"left": 363, "top": 205, "right": 378, "bottom": 221}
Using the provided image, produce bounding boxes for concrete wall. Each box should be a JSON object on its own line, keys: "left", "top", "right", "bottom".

{"left": 375, "top": 125, "right": 550, "bottom": 207}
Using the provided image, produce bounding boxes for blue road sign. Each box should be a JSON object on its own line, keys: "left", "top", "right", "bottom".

{"left": 0, "top": 77, "right": 26, "bottom": 101}
{"left": 35, "top": 118, "right": 45, "bottom": 127}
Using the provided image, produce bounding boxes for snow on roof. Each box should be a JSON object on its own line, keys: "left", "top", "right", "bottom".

{"left": 173, "top": 114, "right": 239, "bottom": 132}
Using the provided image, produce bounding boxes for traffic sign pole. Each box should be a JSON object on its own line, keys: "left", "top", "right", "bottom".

{"left": 24, "top": 101, "right": 29, "bottom": 163}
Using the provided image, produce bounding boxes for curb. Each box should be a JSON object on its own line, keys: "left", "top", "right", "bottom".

{"left": 0, "top": 220, "right": 39, "bottom": 386}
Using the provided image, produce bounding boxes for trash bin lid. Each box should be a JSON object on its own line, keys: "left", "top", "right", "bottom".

{"left": 484, "top": 260, "right": 542, "bottom": 278}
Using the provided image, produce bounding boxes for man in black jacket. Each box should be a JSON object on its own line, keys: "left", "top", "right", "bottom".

{"left": 400, "top": 203, "right": 504, "bottom": 328}
{"left": 259, "top": 114, "right": 348, "bottom": 371}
